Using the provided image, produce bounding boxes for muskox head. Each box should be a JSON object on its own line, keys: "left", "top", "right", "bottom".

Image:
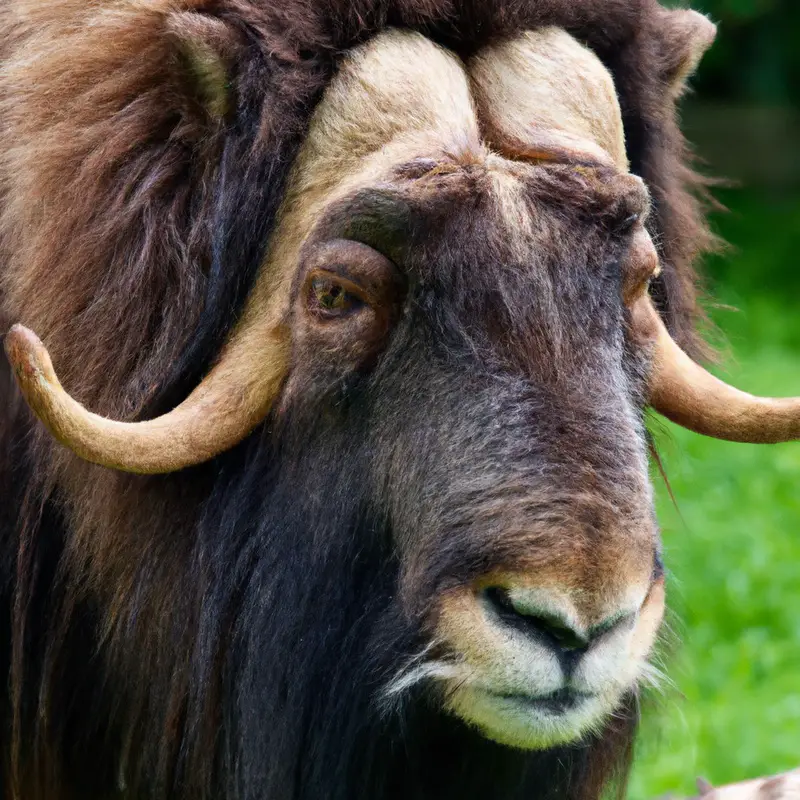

{"left": 3, "top": 7, "right": 798, "bottom": 793}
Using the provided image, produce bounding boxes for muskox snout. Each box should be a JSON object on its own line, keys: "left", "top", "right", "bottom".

{"left": 481, "top": 586, "right": 634, "bottom": 667}
{"left": 424, "top": 574, "right": 665, "bottom": 750}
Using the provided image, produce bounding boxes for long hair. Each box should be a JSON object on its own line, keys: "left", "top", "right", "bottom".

{"left": 0, "top": 1, "right": 715, "bottom": 798}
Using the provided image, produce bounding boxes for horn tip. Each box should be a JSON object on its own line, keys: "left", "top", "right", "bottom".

{"left": 4, "top": 323, "right": 55, "bottom": 385}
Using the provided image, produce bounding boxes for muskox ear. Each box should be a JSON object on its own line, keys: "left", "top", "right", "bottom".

{"left": 166, "top": 12, "right": 240, "bottom": 121}
{"left": 657, "top": 9, "right": 717, "bottom": 96}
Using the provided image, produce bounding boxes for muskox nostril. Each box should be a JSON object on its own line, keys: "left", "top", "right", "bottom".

{"left": 482, "top": 588, "right": 589, "bottom": 653}
{"left": 547, "top": 625, "right": 587, "bottom": 652}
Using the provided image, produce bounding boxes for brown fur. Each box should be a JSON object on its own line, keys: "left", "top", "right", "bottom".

{"left": 0, "top": 0, "right": 717, "bottom": 586}
{"left": 0, "top": 2, "right": 717, "bottom": 798}
{"left": 1, "top": 2, "right": 713, "bottom": 420}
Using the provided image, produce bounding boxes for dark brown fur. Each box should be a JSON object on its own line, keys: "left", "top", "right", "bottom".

{"left": 0, "top": 2, "right": 715, "bottom": 798}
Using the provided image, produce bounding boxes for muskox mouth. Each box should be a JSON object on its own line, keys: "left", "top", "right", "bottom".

{"left": 489, "top": 688, "right": 595, "bottom": 715}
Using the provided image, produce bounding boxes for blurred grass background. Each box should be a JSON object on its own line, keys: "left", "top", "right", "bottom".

{"left": 630, "top": 0, "right": 800, "bottom": 794}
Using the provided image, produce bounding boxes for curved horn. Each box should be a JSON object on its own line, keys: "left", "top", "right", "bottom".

{"left": 633, "top": 298, "right": 800, "bottom": 443}
{"left": 4, "top": 310, "right": 289, "bottom": 474}
{"left": 4, "top": 29, "right": 479, "bottom": 476}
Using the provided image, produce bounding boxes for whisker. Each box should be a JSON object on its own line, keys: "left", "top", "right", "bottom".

{"left": 638, "top": 660, "right": 676, "bottom": 695}
{"left": 383, "top": 659, "right": 466, "bottom": 699}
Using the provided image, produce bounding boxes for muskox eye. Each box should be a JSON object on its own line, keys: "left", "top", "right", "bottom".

{"left": 308, "top": 276, "right": 364, "bottom": 318}
{"left": 616, "top": 213, "right": 640, "bottom": 235}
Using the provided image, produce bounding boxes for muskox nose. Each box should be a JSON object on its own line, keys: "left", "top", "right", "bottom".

{"left": 484, "top": 588, "right": 587, "bottom": 652}
{"left": 482, "top": 586, "right": 631, "bottom": 670}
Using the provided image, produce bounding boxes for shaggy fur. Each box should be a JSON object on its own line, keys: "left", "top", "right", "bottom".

{"left": 0, "top": 1, "right": 715, "bottom": 799}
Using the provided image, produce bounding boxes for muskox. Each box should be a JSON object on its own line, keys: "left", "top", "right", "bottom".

{"left": 1, "top": 1, "right": 798, "bottom": 799}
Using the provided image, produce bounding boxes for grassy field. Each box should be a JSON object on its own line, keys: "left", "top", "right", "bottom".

{"left": 629, "top": 189, "right": 800, "bottom": 797}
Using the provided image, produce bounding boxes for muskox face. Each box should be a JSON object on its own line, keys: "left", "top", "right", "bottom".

{"left": 275, "top": 141, "right": 664, "bottom": 747}
{"left": 5, "top": 28, "right": 669, "bottom": 755}
{"left": 9, "top": 21, "right": 797, "bottom": 775}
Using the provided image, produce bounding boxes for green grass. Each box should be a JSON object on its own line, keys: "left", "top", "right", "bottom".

{"left": 629, "top": 189, "right": 800, "bottom": 797}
